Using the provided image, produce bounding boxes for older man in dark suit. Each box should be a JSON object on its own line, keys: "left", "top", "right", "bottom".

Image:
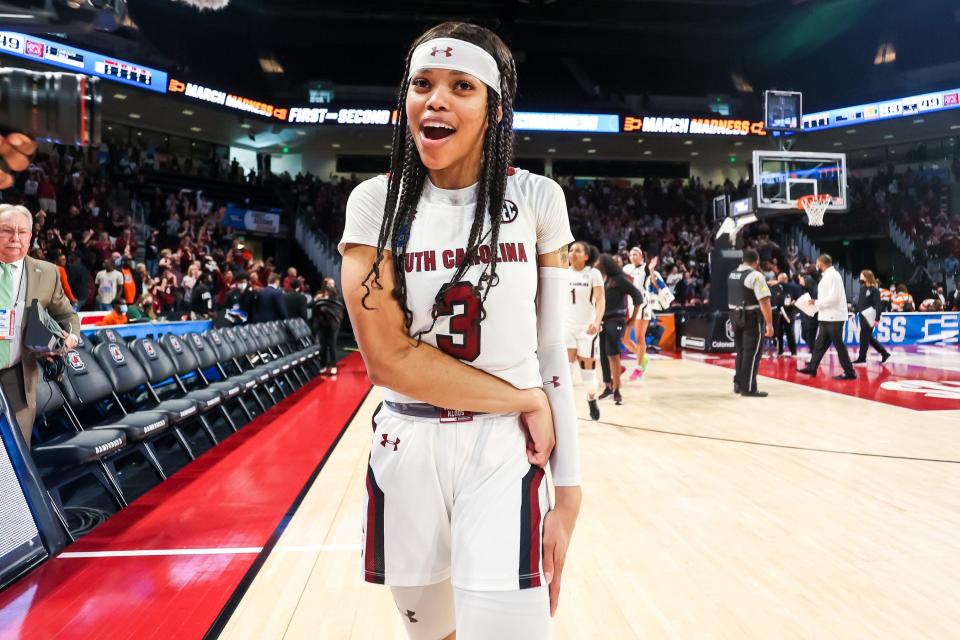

{"left": 0, "top": 204, "right": 80, "bottom": 445}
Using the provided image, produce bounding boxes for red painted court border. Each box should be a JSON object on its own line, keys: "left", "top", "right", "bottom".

{"left": 0, "top": 353, "right": 372, "bottom": 640}
{"left": 687, "top": 347, "right": 960, "bottom": 411}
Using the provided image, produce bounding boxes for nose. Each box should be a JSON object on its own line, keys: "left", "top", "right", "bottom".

{"left": 424, "top": 85, "right": 451, "bottom": 113}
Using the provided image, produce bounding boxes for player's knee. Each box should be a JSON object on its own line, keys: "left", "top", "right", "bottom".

{"left": 453, "top": 586, "right": 550, "bottom": 640}
{"left": 391, "top": 579, "right": 456, "bottom": 640}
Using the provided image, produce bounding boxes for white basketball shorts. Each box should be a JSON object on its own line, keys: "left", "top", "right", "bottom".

{"left": 564, "top": 322, "right": 599, "bottom": 360}
{"left": 363, "top": 403, "right": 550, "bottom": 592}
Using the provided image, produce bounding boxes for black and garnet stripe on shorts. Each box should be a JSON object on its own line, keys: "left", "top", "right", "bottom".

{"left": 518, "top": 465, "right": 546, "bottom": 589}
{"left": 364, "top": 460, "right": 385, "bottom": 584}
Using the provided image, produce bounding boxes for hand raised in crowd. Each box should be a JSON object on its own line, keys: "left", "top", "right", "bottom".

{"left": 0, "top": 133, "right": 37, "bottom": 189}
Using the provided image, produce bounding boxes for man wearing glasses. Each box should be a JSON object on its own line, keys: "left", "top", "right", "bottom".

{"left": 0, "top": 204, "right": 80, "bottom": 446}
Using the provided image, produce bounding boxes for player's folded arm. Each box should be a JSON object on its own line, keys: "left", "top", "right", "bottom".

{"left": 340, "top": 242, "right": 414, "bottom": 387}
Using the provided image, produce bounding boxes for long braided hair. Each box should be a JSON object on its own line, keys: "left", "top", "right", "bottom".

{"left": 360, "top": 22, "right": 518, "bottom": 346}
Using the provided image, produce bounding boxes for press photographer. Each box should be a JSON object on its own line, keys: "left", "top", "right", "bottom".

{"left": 0, "top": 204, "right": 80, "bottom": 445}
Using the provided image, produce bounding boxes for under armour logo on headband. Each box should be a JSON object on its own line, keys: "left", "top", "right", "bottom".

{"left": 409, "top": 37, "right": 502, "bottom": 96}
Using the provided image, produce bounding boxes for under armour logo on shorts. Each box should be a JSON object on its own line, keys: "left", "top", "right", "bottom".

{"left": 543, "top": 376, "right": 561, "bottom": 389}
{"left": 381, "top": 434, "right": 400, "bottom": 451}
{"left": 399, "top": 608, "right": 418, "bottom": 623}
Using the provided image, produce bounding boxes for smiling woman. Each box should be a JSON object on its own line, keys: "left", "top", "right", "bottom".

{"left": 338, "top": 21, "right": 581, "bottom": 640}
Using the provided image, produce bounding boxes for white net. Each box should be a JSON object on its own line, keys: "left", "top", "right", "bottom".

{"left": 798, "top": 195, "right": 831, "bottom": 227}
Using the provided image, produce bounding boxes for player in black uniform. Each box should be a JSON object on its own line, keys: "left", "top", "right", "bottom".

{"left": 595, "top": 254, "right": 643, "bottom": 405}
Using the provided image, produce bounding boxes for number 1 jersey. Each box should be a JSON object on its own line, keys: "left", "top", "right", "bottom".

{"left": 338, "top": 169, "right": 573, "bottom": 405}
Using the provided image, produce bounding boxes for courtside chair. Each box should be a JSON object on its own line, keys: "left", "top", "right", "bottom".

{"left": 90, "top": 338, "right": 216, "bottom": 458}
{"left": 128, "top": 335, "right": 235, "bottom": 442}
{"left": 60, "top": 344, "right": 190, "bottom": 476}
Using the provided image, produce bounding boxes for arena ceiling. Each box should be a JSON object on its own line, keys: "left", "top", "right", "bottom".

{"left": 23, "top": 0, "right": 960, "bottom": 117}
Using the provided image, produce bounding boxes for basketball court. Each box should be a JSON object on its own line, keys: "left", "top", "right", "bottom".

{"left": 0, "top": 4, "right": 958, "bottom": 639}
{"left": 3, "top": 344, "right": 959, "bottom": 639}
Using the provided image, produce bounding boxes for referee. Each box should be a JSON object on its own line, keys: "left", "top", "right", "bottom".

{"left": 727, "top": 248, "right": 774, "bottom": 397}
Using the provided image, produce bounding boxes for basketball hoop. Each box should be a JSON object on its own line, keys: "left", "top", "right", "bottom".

{"left": 796, "top": 194, "right": 832, "bottom": 227}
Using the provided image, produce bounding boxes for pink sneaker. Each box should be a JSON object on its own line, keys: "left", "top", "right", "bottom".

{"left": 629, "top": 368, "right": 643, "bottom": 381}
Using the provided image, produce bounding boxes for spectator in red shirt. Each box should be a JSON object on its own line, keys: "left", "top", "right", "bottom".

{"left": 283, "top": 267, "right": 298, "bottom": 291}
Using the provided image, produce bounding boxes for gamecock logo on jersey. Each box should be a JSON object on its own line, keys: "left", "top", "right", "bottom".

{"left": 501, "top": 199, "right": 519, "bottom": 224}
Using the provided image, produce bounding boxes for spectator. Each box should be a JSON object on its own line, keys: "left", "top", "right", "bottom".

{"left": 880, "top": 283, "right": 895, "bottom": 312}
{"left": 190, "top": 270, "right": 216, "bottom": 320}
{"left": 283, "top": 267, "right": 299, "bottom": 291}
{"left": 891, "top": 284, "right": 916, "bottom": 312}
{"left": 254, "top": 272, "right": 287, "bottom": 322}
{"left": 98, "top": 300, "right": 129, "bottom": 326}
{"left": 119, "top": 257, "right": 141, "bottom": 305}
{"left": 313, "top": 284, "right": 345, "bottom": 375}
{"left": 67, "top": 253, "right": 91, "bottom": 310}
{"left": 54, "top": 254, "right": 78, "bottom": 309}
{"left": 283, "top": 277, "right": 309, "bottom": 321}
{"left": 94, "top": 259, "right": 124, "bottom": 311}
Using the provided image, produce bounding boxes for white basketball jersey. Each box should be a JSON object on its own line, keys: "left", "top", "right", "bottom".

{"left": 623, "top": 263, "right": 647, "bottom": 313}
{"left": 567, "top": 265, "right": 602, "bottom": 327}
{"left": 339, "top": 168, "right": 573, "bottom": 405}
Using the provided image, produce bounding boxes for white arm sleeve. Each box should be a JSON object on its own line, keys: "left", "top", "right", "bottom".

{"left": 537, "top": 267, "right": 581, "bottom": 486}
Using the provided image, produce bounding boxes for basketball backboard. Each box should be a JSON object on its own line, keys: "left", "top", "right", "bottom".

{"left": 752, "top": 150, "right": 847, "bottom": 213}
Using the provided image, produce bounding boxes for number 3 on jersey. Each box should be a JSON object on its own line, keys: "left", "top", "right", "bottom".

{"left": 436, "top": 282, "right": 481, "bottom": 361}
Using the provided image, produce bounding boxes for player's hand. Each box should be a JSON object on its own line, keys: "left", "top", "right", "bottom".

{"left": 586, "top": 322, "right": 599, "bottom": 336}
{"left": 765, "top": 323, "right": 774, "bottom": 338}
{"left": 0, "top": 133, "right": 36, "bottom": 189}
{"left": 520, "top": 388, "right": 555, "bottom": 468}
{"left": 542, "top": 487, "right": 580, "bottom": 617}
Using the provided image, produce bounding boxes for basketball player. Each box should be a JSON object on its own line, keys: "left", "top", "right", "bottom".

{"left": 339, "top": 22, "right": 581, "bottom": 639}
{"left": 596, "top": 254, "right": 643, "bottom": 405}
{"left": 566, "top": 241, "right": 604, "bottom": 420}
{"left": 622, "top": 247, "right": 664, "bottom": 381}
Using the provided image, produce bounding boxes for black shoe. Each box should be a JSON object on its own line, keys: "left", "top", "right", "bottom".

{"left": 588, "top": 399, "right": 600, "bottom": 421}
{"left": 834, "top": 373, "right": 857, "bottom": 380}
{"left": 598, "top": 387, "right": 614, "bottom": 401}
{"left": 881, "top": 352, "right": 891, "bottom": 364}
{"left": 733, "top": 382, "right": 741, "bottom": 394}
{"left": 853, "top": 359, "right": 867, "bottom": 364}
{"left": 613, "top": 390, "right": 623, "bottom": 405}
{"left": 796, "top": 367, "right": 817, "bottom": 376}
{"left": 740, "top": 390, "right": 769, "bottom": 397}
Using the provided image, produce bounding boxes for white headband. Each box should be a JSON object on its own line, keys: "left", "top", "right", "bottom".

{"left": 408, "top": 37, "right": 501, "bottom": 96}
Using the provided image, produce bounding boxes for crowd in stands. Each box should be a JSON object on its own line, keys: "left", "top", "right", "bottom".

{"left": 855, "top": 163, "right": 960, "bottom": 280}
{"left": 3, "top": 142, "right": 345, "bottom": 369}
{"left": 5, "top": 136, "right": 958, "bottom": 322}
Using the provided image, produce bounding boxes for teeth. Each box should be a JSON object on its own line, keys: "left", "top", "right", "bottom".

{"left": 424, "top": 122, "right": 455, "bottom": 130}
